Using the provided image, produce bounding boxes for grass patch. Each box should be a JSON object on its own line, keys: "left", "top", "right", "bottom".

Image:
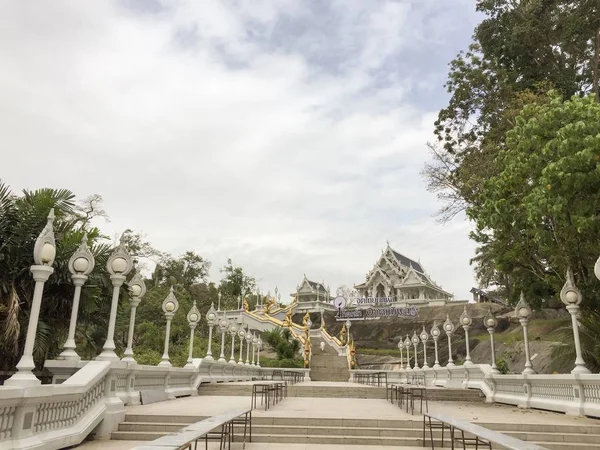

{"left": 356, "top": 348, "right": 399, "bottom": 357}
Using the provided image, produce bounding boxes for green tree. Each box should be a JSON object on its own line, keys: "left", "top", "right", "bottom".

{"left": 262, "top": 327, "right": 301, "bottom": 366}
{"left": 218, "top": 259, "right": 256, "bottom": 310}
{"left": 468, "top": 93, "right": 600, "bottom": 306}
{"left": 426, "top": 0, "right": 599, "bottom": 219}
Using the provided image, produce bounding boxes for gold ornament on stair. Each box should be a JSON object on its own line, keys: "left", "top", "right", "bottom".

{"left": 339, "top": 323, "right": 347, "bottom": 345}
{"left": 304, "top": 335, "right": 311, "bottom": 368}
{"left": 265, "top": 296, "right": 276, "bottom": 314}
{"left": 302, "top": 311, "right": 310, "bottom": 328}
{"left": 283, "top": 310, "right": 293, "bottom": 327}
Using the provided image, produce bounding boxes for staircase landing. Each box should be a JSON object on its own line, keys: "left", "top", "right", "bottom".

{"left": 105, "top": 393, "right": 600, "bottom": 449}
{"left": 197, "top": 380, "right": 485, "bottom": 401}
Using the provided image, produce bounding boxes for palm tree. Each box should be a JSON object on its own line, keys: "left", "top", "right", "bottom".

{"left": 0, "top": 181, "right": 113, "bottom": 371}
{"left": 552, "top": 309, "right": 600, "bottom": 373}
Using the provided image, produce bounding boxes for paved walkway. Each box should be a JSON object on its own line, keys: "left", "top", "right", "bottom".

{"left": 77, "top": 443, "right": 424, "bottom": 450}
{"left": 74, "top": 384, "right": 600, "bottom": 449}
{"left": 124, "top": 393, "right": 600, "bottom": 425}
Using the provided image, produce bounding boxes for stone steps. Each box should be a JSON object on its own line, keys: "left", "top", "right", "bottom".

{"left": 310, "top": 354, "right": 350, "bottom": 382}
{"left": 197, "top": 384, "right": 486, "bottom": 401}
{"left": 112, "top": 414, "right": 600, "bottom": 449}
{"left": 112, "top": 430, "right": 600, "bottom": 449}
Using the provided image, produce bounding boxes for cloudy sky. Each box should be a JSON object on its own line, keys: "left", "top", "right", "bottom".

{"left": 1, "top": 0, "right": 481, "bottom": 301}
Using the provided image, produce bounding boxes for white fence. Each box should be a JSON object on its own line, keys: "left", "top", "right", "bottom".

{"left": 0, "top": 358, "right": 310, "bottom": 450}
{"left": 350, "top": 364, "right": 600, "bottom": 418}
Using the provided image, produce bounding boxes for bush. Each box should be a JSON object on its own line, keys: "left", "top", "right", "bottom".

{"left": 496, "top": 358, "right": 509, "bottom": 374}
{"left": 260, "top": 357, "right": 303, "bottom": 368}
{"left": 262, "top": 327, "right": 300, "bottom": 360}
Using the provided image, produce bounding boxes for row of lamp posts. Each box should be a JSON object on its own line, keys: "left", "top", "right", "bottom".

{"left": 397, "top": 302, "right": 531, "bottom": 374}
{"left": 5, "top": 210, "right": 264, "bottom": 387}
{"left": 397, "top": 265, "right": 597, "bottom": 375}
{"left": 5, "top": 209, "right": 599, "bottom": 386}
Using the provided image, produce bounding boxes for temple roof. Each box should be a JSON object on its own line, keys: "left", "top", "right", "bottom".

{"left": 390, "top": 249, "right": 424, "bottom": 273}
{"left": 307, "top": 279, "right": 327, "bottom": 291}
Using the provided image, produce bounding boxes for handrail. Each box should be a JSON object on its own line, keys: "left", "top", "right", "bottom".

{"left": 321, "top": 327, "right": 344, "bottom": 347}
{"left": 0, "top": 358, "right": 311, "bottom": 450}
{"left": 424, "top": 412, "right": 549, "bottom": 450}
{"left": 243, "top": 310, "right": 307, "bottom": 344}
{"left": 349, "top": 364, "right": 600, "bottom": 418}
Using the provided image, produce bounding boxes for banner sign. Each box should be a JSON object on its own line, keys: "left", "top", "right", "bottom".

{"left": 335, "top": 305, "right": 418, "bottom": 321}
{"left": 355, "top": 296, "right": 394, "bottom": 305}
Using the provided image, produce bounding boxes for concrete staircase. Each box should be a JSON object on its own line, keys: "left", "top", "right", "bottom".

{"left": 309, "top": 353, "right": 350, "bottom": 382}
{"left": 197, "top": 382, "right": 486, "bottom": 401}
{"left": 112, "top": 413, "right": 600, "bottom": 449}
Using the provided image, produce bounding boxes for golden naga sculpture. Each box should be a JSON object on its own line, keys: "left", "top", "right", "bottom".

{"left": 283, "top": 310, "right": 293, "bottom": 327}
{"left": 265, "top": 296, "right": 276, "bottom": 314}
{"left": 302, "top": 311, "right": 310, "bottom": 328}
{"left": 303, "top": 335, "right": 311, "bottom": 368}
{"left": 292, "top": 294, "right": 298, "bottom": 304}
{"left": 348, "top": 339, "right": 356, "bottom": 369}
{"left": 243, "top": 297, "right": 249, "bottom": 311}
{"left": 339, "top": 323, "right": 347, "bottom": 345}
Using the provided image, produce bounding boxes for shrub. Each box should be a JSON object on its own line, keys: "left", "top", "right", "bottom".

{"left": 496, "top": 358, "right": 509, "bottom": 374}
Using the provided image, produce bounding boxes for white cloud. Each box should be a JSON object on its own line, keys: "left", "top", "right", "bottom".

{"left": 0, "top": 0, "right": 480, "bottom": 302}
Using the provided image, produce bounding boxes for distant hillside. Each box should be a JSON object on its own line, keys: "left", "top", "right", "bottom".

{"left": 294, "top": 303, "right": 572, "bottom": 374}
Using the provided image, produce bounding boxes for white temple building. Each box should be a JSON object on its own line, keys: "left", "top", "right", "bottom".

{"left": 291, "top": 274, "right": 336, "bottom": 312}
{"left": 353, "top": 243, "right": 454, "bottom": 307}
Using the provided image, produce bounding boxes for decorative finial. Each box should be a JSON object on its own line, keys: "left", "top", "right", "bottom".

{"left": 68, "top": 232, "right": 95, "bottom": 275}
{"left": 33, "top": 208, "right": 56, "bottom": 266}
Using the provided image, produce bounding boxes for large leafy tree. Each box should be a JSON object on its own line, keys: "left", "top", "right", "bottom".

{"left": 424, "top": 0, "right": 600, "bottom": 301}
{"left": 426, "top": 0, "right": 599, "bottom": 220}
{"left": 218, "top": 258, "right": 257, "bottom": 310}
{"left": 468, "top": 94, "right": 600, "bottom": 306}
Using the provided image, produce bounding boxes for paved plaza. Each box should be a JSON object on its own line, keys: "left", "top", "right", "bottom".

{"left": 73, "top": 381, "right": 600, "bottom": 449}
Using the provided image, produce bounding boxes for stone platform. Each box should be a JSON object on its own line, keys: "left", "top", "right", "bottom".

{"left": 197, "top": 380, "right": 485, "bottom": 401}
{"left": 98, "top": 387, "right": 600, "bottom": 449}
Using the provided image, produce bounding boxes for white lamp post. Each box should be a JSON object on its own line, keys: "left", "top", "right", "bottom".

{"left": 398, "top": 340, "right": 404, "bottom": 370}
{"left": 237, "top": 325, "right": 246, "bottom": 365}
{"left": 460, "top": 307, "right": 473, "bottom": 366}
{"left": 98, "top": 238, "right": 133, "bottom": 361}
{"left": 404, "top": 336, "right": 412, "bottom": 370}
{"left": 252, "top": 333, "right": 258, "bottom": 365}
{"left": 59, "top": 233, "right": 95, "bottom": 361}
{"left": 122, "top": 269, "right": 147, "bottom": 363}
{"left": 159, "top": 287, "right": 179, "bottom": 366}
{"left": 5, "top": 210, "right": 56, "bottom": 386}
{"left": 205, "top": 303, "right": 217, "bottom": 361}
{"left": 257, "top": 337, "right": 263, "bottom": 367}
{"left": 484, "top": 308, "right": 499, "bottom": 373}
{"left": 185, "top": 301, "right": 201, "bottom": 368}
{"left": 245, "top": 327, "right": 252, "bottom": 365}
{"left": 420, "top": 326, "right": 429, "bottom": 368}
{"left": 218, "top": 315, "right": 229, "bottom": 363}
{"left": 237, "top": 295, "right": 241, "bottom": 310}
{"left": 229, "top": 321, "right": 238, "bottom": 364}
{"left": 561, "top": 268, "right": 590, "bottom": 374}
{"left": 411, "top": 331, "right": 420, "bottom": 369}
{"left": 516, "top": 292, "right": 535, "bottom": 374}
{"left": 217, "top": 291, "right": 222, "bottom": 311}
{"left": 443, "top": 314, "right": 455, "bottom": 367}
{"left": 430, "top": 322, "right": 441, "bottom": 369}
